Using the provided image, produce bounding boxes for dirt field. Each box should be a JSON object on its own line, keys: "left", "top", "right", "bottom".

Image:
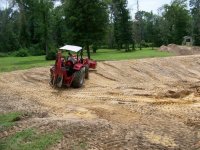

{"left": 0, "top": 55, "right": 200, "bottom": 149}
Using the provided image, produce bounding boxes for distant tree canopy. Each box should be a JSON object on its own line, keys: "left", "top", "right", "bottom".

{"left": 63, "top": 0, "right": 108, "bottom": 58}
{"left": 190, "top": 0, "right": 200, "bottom": 45}
{"left": 162, "top": 0, "right": 191, "bottom": 44}
{"left": 112, "top": 0, "right": 133, "bottom": 51}
{"left": 0, "top": 0, "right": 199, "bottom": 56}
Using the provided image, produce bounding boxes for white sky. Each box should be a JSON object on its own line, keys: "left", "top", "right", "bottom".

{"left": 128, "top": 0, "right": 172, "bottom": 15}
{"left": 128, "top": 0, "right": 190, "bottom": 17}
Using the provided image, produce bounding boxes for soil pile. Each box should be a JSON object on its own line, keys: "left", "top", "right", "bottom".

{"left": 160, "top": 44, "right": 200, "bottom": 55}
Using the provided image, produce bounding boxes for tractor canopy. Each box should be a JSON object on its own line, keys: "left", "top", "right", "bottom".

{"left": 59, "top": 45, "right": 82, "bottom": 52}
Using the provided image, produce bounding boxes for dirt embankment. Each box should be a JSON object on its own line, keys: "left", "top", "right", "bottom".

{"left": 0, "top": 55, "right": 200, "bottom": 149}
{"left": 160, "top": 44, "right": 200, "bottom": 56}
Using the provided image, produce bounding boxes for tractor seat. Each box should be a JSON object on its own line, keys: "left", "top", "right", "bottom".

{"left": 65, "top": 60, "right": 74, "bottom": 76}
{"left": 65, "top": 60, "right": 74, "bottom": 67}
{"left": 65, "top": 60, "right": 73, "bottom": 68}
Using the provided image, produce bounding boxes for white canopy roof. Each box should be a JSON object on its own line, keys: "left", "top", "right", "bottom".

{"left": 59, "top": 45, "right": 82, "bottom": 52}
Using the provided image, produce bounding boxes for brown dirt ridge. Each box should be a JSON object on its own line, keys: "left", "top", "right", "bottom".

{"left": 160, "top": 44, "right": 200, "bottom": 55}
{"left": 0, "top": 55, "right": 200, "bottom": 149}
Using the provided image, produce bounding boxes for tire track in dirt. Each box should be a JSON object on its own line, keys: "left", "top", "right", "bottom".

{"left": 0, "top": 55, "right": 200, "bottom": 149}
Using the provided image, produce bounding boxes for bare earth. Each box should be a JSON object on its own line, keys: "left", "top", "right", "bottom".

{"left": 0, "top": 55, "right": 200, "bottom": 150}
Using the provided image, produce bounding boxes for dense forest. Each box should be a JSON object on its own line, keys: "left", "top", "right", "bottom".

{"left": 0, "top": 0, "right": 199, "bottom": 58}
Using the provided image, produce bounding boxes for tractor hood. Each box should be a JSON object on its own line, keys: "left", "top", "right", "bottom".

{"left": 59, "top": 45, "right": 82, "bottom": 52}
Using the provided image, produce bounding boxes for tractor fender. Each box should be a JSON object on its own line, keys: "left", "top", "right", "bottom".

{"left": 73, "top": 63, "right": 84, "bottom": 71}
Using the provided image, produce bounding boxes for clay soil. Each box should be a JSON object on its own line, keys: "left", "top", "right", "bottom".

{"left": 160, "top": 44, "right": 200, "bottom": 56}
{"left": 0, "top": 55, "right": 200, "bottom": 149}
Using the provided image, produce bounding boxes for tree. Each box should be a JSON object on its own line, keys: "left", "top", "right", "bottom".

{"left": 190, "top": 0, "right": 200, "bottom": 45}
{"left": 64, "top": 0, "right": 108, "bottom": 59}
{"left": 0, "top": 8, "right": 20, "bottom": 52}
{"left": 134, "top": 11, "right": 145, "bottom": 50}
{"left": 13, "top": 0, "right": 53, "bottom": 54}
{"left": 162, "top": 0, "right": 191, "bottom": 44}
{"left": 112, "top": 0, "right": 133, "bottom": 51}
{"left": 51, "top": 5, "right": 67, "bottom": 47}
{"left": 104, "top": 0, "right": 115, "bottom": 49}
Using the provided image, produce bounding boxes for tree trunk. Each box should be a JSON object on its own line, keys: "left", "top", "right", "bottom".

{"left": 139, "top": 42, "right": 142, "bottom": 50}
{"left": 42, "top": 0, "right": 48, "bottom": 56}
{"left": 86, "top": 44, "right": 90, "bottom": 59}
{"left": 132, "top": 41, "right": 136, "bottom": 51}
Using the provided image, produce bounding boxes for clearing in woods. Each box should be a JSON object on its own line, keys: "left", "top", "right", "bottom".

{"left": 0, "top": 55, "right": 200, "bottom": 149}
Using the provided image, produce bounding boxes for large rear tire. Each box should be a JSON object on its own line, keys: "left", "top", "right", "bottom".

{"left": 72, "top": 67, "right": 85, "bottom": 88}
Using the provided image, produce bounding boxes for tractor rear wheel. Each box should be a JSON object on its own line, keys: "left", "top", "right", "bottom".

{"left": 85, "top": 65, "right": 89, "bottom": 79}
{"left": 72, "top": 67, "right": 85, "bottom": 88}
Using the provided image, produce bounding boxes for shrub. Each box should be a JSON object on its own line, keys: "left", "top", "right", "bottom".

{"left": 15, "top": 48, "right": 29, "bottom": 57}
{"left": 29, "top": 48, "right": 45, "bottom": 56}
{"left": 0, "top": 53, "right": 8, "bottom": 57}
{"left": 46, "top": 50, "right": 56, "bottom": 60}
{"left": 140, "top": 41, "right": 153, "bottom": 48}
{"left": 29, "top": 44, "right": 45, "bottom": 56}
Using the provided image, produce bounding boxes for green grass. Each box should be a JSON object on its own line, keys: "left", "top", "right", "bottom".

{"left": 0, "top": 56, "right": 54, "bottom": 72}
{"left": 0, "top": 112, "right": 62, "bottom": 150}
{"left": 90, "top": 48, "right": 172, "bottom": 61}
{"left": 73, "top": 141, "right": 88, "bottom": 150}
{"left": 0, "top": 112, "right": 22, "bottom": 131}
{"left": 0, "top": 48, "right": 172, "bottom": 72}
{"left": 0, "top": 129, "right": 62, "bottom": 150}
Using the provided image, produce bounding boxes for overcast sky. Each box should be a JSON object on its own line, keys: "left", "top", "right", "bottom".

{"left": 0, "top": 0, "right": 188, "bottom": 17}
{"left": 128, "top": 0, "right": 172, "bottom": 16}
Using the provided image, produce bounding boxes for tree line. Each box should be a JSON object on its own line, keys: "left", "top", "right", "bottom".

{"left": 0, "top": 0, "right": 199, "bottom": 58}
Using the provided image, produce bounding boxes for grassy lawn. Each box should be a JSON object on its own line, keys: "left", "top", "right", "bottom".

{"left": 91, "top": 48, "right": 172, "bottom": 61}
{"left": 0, "top": 48, "right": 172, "bottom": 72}
{"left": 0, "top": 56, "right": 54, "bottom": 72}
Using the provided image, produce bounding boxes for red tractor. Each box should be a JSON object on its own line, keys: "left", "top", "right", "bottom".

{"left": 50, "top": 45, "right": 97, "bottom": 88}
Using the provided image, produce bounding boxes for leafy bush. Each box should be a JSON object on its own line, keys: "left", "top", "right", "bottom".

{"left": 0, "top": 53, "right": 8, "bottom": 57}
{"left": 140, "top": 41, "right": 153, "bottom": 48}
{"left": 15, "top": 48, "right": 29, "bottom": 57}
{"left": 46, "top": 50, "right": 56, "bottom": 60}
{"left": 29, "top": 45, "right": 45, "bottom": 56}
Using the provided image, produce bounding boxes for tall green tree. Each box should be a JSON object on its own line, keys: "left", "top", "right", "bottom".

{"left": 64, "top": 0, "right": 108, "bottom": 58}
{"left": 104, "top": 0, "right": 115, "bottom": 49}
{"left": 0, "top": 8, "right": 20, "bottom": 52}
{"left": 190, "top": 0, "right": 200, "bottom": 45}
{"left": 14, "top": 0, "right": 53, "bottom": 54}
{"left": 112, "top": 0, "right": 132, "bottom": 51}
{"left": 51, "top": 5, "right": 67, "bottom": 47}
{"left": 162, "top": 0, "right": 191, "bottom": 44}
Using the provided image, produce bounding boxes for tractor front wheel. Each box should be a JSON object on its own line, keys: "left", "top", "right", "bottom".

{"left": 72, "top": 67, "right": 85, "bottom": 88}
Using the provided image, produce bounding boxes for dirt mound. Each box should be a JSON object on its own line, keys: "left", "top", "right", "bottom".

{"left": 0, "top": 55, "right": 200, "bottom": 149}
{"left": 160, "top": 44, "right": 200, "bottom": 55}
